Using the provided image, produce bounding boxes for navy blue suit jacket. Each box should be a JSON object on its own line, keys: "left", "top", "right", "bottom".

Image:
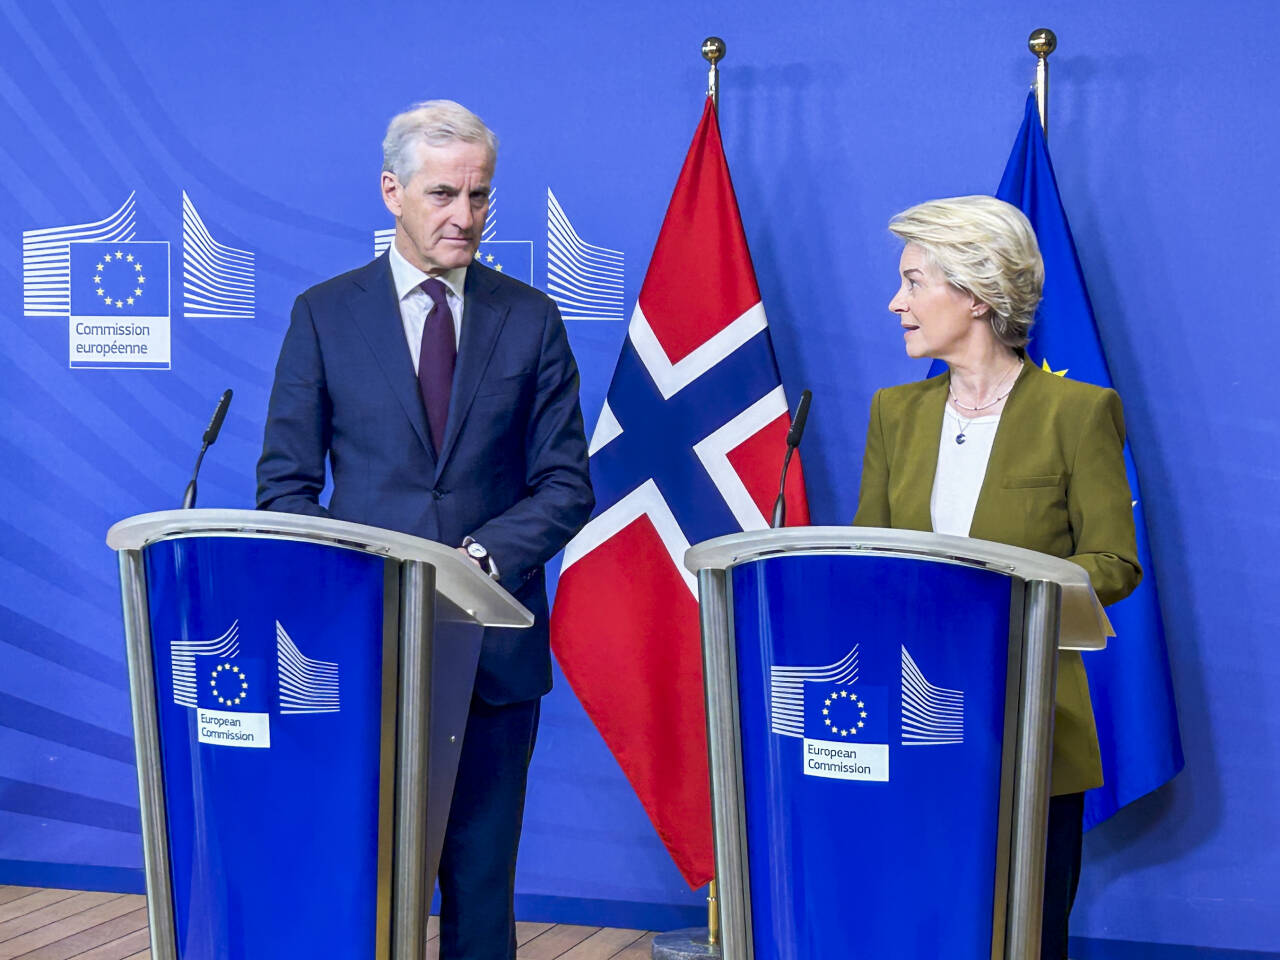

{"left": 256, "top": 253, "right": 593, "bottom": 704}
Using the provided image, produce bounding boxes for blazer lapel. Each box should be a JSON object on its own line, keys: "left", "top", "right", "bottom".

{"left": 896, "top": 374, "right": 948, "bottom": 532}
{"left": 345, "top": 254, "right": 435, "bottom": 463}
{"left": 968, "top": 359, "right": 1033, "bottom": 539}
{"left": 434, "top": 265, "right": 507, "bottom": 477}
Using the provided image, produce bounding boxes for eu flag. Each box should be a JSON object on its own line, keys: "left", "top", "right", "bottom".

{"left": 1000, "top": 94, "right": 1183, "bottom": 828}
{"left": 196, "top": 656, "right": 272, "bottom": 714}
{"left": 804, "top": 682, "right": 889, "bottom": 743}
{"left": 69, "top": 241, "right": 170, "bottom": 318}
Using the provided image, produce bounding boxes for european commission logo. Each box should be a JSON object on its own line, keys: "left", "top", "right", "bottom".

{"left": 21, "top": 191, "right": 256, "bottom": 371}
{"left": 170, "top": 619, "right": 341, "bottom": 749}
{"left": 769, "top": 642, "right": 967, "bottom": 783}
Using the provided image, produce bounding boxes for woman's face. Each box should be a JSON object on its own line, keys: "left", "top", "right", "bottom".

{"left": 889, "top": 243, "right": 981, "bottom": 360}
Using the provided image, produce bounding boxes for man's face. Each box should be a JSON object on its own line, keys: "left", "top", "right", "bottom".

{"left": 381, "top": 140, "right": 493, "bottom": 275}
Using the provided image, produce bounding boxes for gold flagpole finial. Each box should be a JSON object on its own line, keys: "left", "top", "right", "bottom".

{"left": 1028, "top": 28, "right": 1057, "bottom": 140}
{"left": 702, "top": 37, "right": 726, "bottom": 112}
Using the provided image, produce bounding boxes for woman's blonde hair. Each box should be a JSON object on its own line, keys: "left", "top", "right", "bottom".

{"left": 889, "top": 195, "right": 1044, "bottom": 348}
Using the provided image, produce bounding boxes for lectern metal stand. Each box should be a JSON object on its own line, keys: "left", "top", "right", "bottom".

{"left": 686, "top": 527, "right": 1110, "bottom": 960}
{"left": 108, "top": 509, "right": 532, "bottom": 960}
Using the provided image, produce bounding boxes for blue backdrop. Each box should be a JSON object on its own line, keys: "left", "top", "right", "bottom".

{"left": 1, "top": 1, "right": 1277, "bottom": 955}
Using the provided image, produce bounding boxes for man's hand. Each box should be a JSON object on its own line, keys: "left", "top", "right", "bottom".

{"left": 456, "top": 545, "right": 483, "bottom": 570}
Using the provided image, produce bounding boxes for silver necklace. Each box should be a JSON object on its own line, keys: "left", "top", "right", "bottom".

{"left": 948, "top": 407, "right": 977, "bottom": 445}
{"left": 949, "top": 361, "right": 1022, "bottom": 413}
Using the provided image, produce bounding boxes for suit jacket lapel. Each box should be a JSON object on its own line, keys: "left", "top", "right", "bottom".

{"left": 434, "top": 265, "right": 507, "bottom": 477}
{"left": 969, "top": 359, "right": 1034, "bottom": 540}
{"left": 897, "top": 374, "right": 947, "bottom": 532}
{"left": 345, "top": 254, "right": 435, "bottom": 464}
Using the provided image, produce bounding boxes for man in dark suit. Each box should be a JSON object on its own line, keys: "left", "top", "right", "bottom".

{"left": 256, "top": 99, "right": 593, "bottom": 960}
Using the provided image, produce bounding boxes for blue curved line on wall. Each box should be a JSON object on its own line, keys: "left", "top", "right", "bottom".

{"left": 0, "top": 694, "right": 134, "bottom": 763}
{"left": 35, "top": 1, "right": 365, "bottom": 242}
{"left": 0, "top": 777, "right": 140, "bottom": 833}
{"left": 0, "top": 609, "right": 128, "bottom": 691}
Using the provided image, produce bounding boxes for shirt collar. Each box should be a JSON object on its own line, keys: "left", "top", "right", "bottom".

{"left": 387, "top": 239, "right": 468, "bottom": 303}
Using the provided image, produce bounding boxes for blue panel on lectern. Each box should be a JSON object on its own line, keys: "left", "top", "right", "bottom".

{"left": 732, "top": 553, "right": 1014, "bottom": 960}
{"left": 144, "top": 537, "right": 388, "bottom": 960}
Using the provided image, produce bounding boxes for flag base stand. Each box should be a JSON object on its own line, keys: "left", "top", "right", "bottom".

{"left": 651, "top": 928, "right": 719, "bottom": 959}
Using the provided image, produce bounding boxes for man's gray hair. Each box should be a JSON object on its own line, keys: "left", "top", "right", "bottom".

{"left": 382, "top": 99, "right": 498, "bottom": 183}
{"left": 889, "top": 195, "right": 1044, "bottom": 349}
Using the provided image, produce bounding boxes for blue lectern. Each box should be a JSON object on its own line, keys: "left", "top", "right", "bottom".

{"left": 107, "top": 509, "right": 532, "bottom": 960}
{"left": 685, "top": 528, "right": 1111, "bottom": 960}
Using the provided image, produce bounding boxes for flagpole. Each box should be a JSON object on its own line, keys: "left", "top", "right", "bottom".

{"left": 700, "top": 36, "right": 725, "bottom": 952}
{"left": 1028, "top": 28, "right": 1057, "bottom": 139}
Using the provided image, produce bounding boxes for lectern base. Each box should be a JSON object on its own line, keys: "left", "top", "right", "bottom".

{"left": 651, "top": 928, "right": 719, "bottom": 960}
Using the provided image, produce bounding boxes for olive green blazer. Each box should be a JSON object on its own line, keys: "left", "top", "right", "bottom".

{"left": 852, "top": 360, "right": 1142, "bottom": 795}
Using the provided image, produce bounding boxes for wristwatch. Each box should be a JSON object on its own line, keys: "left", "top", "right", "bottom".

{"left": 462, "top": 536, "right": 496, "bottom": 578}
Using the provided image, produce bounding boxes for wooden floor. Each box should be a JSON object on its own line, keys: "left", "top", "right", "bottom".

{"left": 0, "top": 887, "right": 656, "bottom": 959}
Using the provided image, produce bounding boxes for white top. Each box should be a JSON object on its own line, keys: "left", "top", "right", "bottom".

{"left": 930, "top": 407, "right": 1001, "bottom": 536}
{"left": 388, "top": 239, "right": 467, "bottom": 367}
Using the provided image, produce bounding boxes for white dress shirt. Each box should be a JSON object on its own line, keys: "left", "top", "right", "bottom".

{"left": 387, "top": 240, "right": 467, "bottom": 372}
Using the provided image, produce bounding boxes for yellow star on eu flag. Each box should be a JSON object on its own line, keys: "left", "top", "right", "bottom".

{"left": 1041, "top": 358, "right": 1068, "bottom": 377}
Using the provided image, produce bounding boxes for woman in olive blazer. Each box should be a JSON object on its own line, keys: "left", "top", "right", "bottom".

{"left": 853, "top": 196, "right": 1141, "bottom": 960}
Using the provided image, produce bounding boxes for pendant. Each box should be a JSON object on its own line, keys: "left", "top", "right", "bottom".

{"left": 955, "top": 433, "right": 967, "bottom": 445}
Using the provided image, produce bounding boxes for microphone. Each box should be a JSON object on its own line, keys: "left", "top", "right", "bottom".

{"left": 771, "top": 389, "right": 811, "bottom": 529}
{"left": 182, "top": 390, "right": 233, "bottom": 509}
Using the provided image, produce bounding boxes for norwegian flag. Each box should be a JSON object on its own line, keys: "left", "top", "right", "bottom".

{"left": 551, "top": 98, "right": 809, "bottom": 887}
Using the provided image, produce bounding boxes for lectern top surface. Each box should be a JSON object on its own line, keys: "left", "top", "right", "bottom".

{"left": 684, "top": 526, "right": 1110, "bottom": 651}
{"left": 107, "top": 509, "right": 533, "bottom": 629}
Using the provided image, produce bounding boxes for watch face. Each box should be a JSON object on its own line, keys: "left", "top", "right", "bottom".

{"left": 467, "top": 542, "right": 487, "bottom": 560}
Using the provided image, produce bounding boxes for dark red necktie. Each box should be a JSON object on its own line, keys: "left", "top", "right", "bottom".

{"left": 417, "top": 278, "right": 456, "bottom": 455}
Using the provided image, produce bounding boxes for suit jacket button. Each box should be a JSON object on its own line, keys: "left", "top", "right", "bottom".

{"left": 432, "top": 489, "right": 444, "bottom": 500}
